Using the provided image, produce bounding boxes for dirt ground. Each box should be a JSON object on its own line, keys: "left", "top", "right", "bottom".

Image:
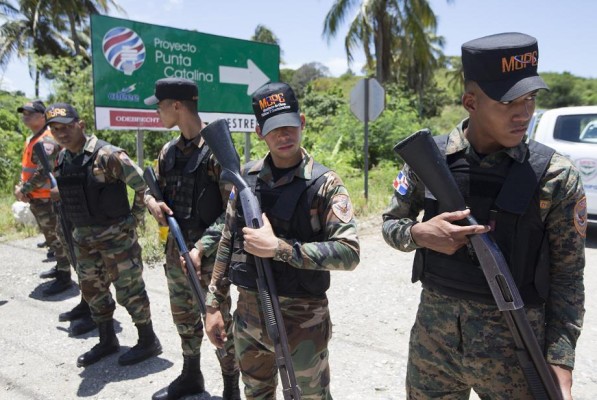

{"left": 0, "top": 219, "right": 595, "bottom": 400}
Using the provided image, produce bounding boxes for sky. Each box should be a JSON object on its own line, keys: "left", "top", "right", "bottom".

{"left": 1, "top": 0, "right": 596, "bottom": 99}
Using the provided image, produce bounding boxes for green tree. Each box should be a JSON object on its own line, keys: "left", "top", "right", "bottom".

{"left": 322, "top": 0, "right": 450, "bottom": 85}
{"left": 251, "top": 24, "right": 283, "bottom": 64}
{"left": 537, "top": 72, "right": 582, "bottom": 109}
{"left": 0, "top": 89, "right": 29, "bottom": 192}
{"left": 0, "top": 0, "right": 72, "bottom": 96}
{"left": 289, "top": 62, "right": 330, "bottom": 97}
{"left": 54, "top": 0, "right": 123, "bottom": 58}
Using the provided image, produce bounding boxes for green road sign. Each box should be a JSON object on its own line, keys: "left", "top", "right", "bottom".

{"left": 91, "top": 14, "right": 279, "bottom": 130}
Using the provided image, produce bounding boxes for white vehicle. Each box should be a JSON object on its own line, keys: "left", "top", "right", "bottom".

{"left": 528, "top": 106, "right": 597, "bottom": 223}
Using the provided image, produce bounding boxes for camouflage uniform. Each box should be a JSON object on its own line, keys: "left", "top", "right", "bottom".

{"left": 207, "top": 149, "right": 360, "bottom": 400}
{"left": 382, "top": 120, "right": 586, "bottom": 399}
{"left": 145, "top": 134, "right": 237, "bottom": 373}
{"left": 59, "top": 135, "right": 151, "bottom": 324}
{"left": 20, "top": 130, "right": 70, "bottom": 272}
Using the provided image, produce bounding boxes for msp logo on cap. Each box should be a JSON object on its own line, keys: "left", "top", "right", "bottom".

{"left": 103, "top": 27, "right": 145, "bottom": 76}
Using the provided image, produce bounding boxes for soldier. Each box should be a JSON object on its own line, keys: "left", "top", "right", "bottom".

{"left": 382, "top": 33, "right": 586, "bottom": 399}
{"left": 143, "top": 78, "right": 240, "bottom": 400}
{"left": 15, "top": 100, "right": 72, "bottom": 296}
{"left": 205, "top": 82, "right": 360, "bottom": 399}
{"left": 45, "top": 102, "right": 162, "bottom": 368}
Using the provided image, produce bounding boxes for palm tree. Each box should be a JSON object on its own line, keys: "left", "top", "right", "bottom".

{"left": 0, "top": 0, "right": 72, "bottom": 96}
{"left": 54, "top": 0, "right": 123, "bottom": 58}
{"left": 251, "top": 24, "right": 284, "bottom": 64}
{"left": 0, "top": 0, "right": 123, "bottom": 95}
{"left": 322, "top": 0, "right": 451, "bottom": 85}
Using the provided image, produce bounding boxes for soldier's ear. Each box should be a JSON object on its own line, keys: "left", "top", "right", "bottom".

{"left": 462, "top": 92, "right": 476, "bottom": 113}
{"left": 255, "top": 125, "right": 265, "bottom": 141}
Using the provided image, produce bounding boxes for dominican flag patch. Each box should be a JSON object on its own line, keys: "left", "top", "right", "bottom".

{"left": 393, "top": 170, "right": 410, "bottom": 195}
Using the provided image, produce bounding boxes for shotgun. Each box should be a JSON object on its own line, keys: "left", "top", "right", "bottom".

{"left": 143, "top": 166, "right": 226, "bottom": 359}
{"left": 393, "top": 129, "right": 562, "bottom": 400}
{"left": 201, "top": 119, "right": 302, "bottom": 400}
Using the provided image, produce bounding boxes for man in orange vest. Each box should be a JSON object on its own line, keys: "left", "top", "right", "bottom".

{"left": 15, "top": 100, "right": 73, "bottom": 296}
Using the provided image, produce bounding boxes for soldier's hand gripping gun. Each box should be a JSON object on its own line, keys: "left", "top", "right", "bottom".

{"left": 33, "top": 142, "right": 77, "bottom": 267}
{"left": 143, "top": 166, "right": 226, "bottom": 359}
{"left": 393, "top": 129, "right": 562, "bottom": 400}
{"left": 201, "top": 119, "right": 302, "bottom": 400}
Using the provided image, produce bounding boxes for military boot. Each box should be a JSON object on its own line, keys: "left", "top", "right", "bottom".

{"left": 59, "top": 298, "right": 91, "bottom": 321}
{"left": 39, "top": 265, "right": 58, "bottom": 279}
{"left": 118, "top": 321, "right": 162, "bottom": 366}
{"left": 222, "top": 371, "right": 241, "bottom": 400}
{"left": 77, "top": 320, "right": 119, "bottom": 367}
{"left": 44, "top": 250, "right": 56, "bottom": 262}
{"left": 42, "top": 270, "right": 72, "bottom": 296}
{"left": 69, "top": 314, "right": 97, "bottom": 337}
{"left": 152, "top": 354, "right": 205, "bottom": 400}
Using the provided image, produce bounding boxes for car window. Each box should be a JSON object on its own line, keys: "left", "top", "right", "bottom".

{"left": 554, "top": 114, "right": 597, "bottom": 144}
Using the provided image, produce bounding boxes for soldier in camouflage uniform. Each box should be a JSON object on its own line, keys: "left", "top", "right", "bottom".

{"left": 46, "top": 103, "right": 162, "bottom": 368}
{"left": 205, "top": 82, "right": 361, "bottom": 399}
{"left": 15, "top": 100, "right": 72, "bottom": 296}
{"left": 382, "top": 33, "right": 586, "bottom": 399}
{"left": 143, "top": 78, "right": 240, "bottom": 400}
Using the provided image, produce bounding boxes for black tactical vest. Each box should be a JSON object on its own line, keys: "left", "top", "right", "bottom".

{"left": 161, "top": 139, "right": 222, "bottom": 232}
{"left": 56, "top": 140, "right": 130, "bottom": 227}
{"left": 413, "top": 135, "right": 555, "bottom": 306}
{"left": 228, "top": 161, "right": 331, "bottom": 298}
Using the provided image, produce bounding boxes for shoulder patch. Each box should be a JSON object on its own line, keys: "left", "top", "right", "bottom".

{"left": 331, "top": 193, "right": 353, "bottom": 223}
{"left": 42, "top": 142, "right": 54, "bottom": 155}
{"left": 392, "top": 169, "right": 410, "bottom": 195}
{"left": 574, "top": 196, "right": 587, "bottom": 238}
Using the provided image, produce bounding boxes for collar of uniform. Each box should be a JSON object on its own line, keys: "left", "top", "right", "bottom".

{"left": 252, "top": 148, "right": 313, "bottom": 183}
{"left": 448, "top": 119, "right": 528, "bottom": 163}
{"left": 174, "top": 132, "right": 204, "bottom": 151}
{"left": 66, "top": 134, "right": 94, "bottom": 158}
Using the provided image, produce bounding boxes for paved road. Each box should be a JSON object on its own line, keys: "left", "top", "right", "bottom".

{"left": 0, "top": 221, "right": 596, "bottom": 399}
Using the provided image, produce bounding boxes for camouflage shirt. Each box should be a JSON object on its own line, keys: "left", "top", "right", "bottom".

{"left": 20, "top": 129, "right": 62, "bottom": 195}
{"left": 207, "top": 148, "right": 360, "bottom": 305}
{"left": 144, "top": 133, "right": 232, "bottom": 257}
{"left": 60, "top": 134, "right": 147, "bottom": 226}
{"left": 382, "top": 119, "right": 586, "bottom": 368}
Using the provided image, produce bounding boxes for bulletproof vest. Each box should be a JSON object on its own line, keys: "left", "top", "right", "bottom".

{"left": 228, "top": 161, "right": 331, "bottom": 298}
{"left": 161, "top": 140, "right": 222, "bottom": 232}
{"left": 56, "top": 140, "right": 130, "bottom": 227}
{"left": 413, "top": 135, "right": 555, "bottom": 306}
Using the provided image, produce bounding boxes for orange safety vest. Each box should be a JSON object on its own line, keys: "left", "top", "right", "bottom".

{"left": 20, "top": 129, "right": 54, "bottom": 199}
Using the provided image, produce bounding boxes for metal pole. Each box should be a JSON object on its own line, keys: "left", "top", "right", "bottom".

{"left": 364, "top": 78, "right": 369, "bottom": 201}
{"left": 136, "top": 128, "right": 144, "bottom": 167}
{"left": 244, "top": 132, "right": 251, "bottom": 163}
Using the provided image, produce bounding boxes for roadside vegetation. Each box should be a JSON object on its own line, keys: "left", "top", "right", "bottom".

{"left": 1, "top": 0, "right": 595, "bottom": 263}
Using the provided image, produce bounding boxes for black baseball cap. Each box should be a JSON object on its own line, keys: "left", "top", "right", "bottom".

{"left": 251, "top": 82, "right": 301, "bottom": 136}
{"left": 462, "top": 32, "right": 549, "bottom": 102}
{"left": 144, "top": 77, "right": 199, "bottom": 105}
{"left": 44, "top": 103, "right": 80, "bottom": 125}
{"left": 17, "top": 100, "right": 46, "bottom": 114}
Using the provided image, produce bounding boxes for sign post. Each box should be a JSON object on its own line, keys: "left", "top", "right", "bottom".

{"left": 90, "top": 15, "right": 279, "bottom": 132}
{"left": 350, "top": 77, "right": 385, "bottom": 200}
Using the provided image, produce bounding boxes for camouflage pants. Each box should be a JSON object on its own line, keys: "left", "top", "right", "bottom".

{"left": 164, "top": 231, "right": 237, "bottom": 374}
{"left": 29, "top": 198, "right": 70, "bottom": 272}
{"left": 73, "top": 217, "right": 151, "bottom": 325}
{"left": 234, "top": 288, "right": 332, "bottom": 400}
{"left": 406, "top": 288, "right": 546, "bottom": 399}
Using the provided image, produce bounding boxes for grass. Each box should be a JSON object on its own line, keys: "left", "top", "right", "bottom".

{"left": 0, "top": 162, "right": 397, "bottom": 261}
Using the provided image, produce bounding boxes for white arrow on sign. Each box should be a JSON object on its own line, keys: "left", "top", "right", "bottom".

{"left": 219, "top": 59, "right": 270, "bottom": 95}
